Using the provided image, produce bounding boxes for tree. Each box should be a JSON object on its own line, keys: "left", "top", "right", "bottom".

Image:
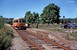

{"left": 0, "top": 16, "right": 5, "bottom": 28}
{"left": 24, "top": 11, "right": 34, "bottom": 24}
{"left": 33, "top": 12, "right": 39, "bottom": 24}
{"left": 24, "top": 11, "right": 39, "bottom": 28}
{"left": 74, "top": 17, "right": 77, "bottom": 23}
{"left": 33, "top": 12, "right": 39, "bottom": 28}
{"left": 40, "top": 3, "right": 60, "bottom": 24}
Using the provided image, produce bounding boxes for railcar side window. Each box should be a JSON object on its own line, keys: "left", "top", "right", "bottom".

{"left": 14, "top": 20, "right": 18, "bottom": 22}
{"left": 19, "top": 20, "right": 21, "bottom": 23}
{"left": 22, "top": 20, "right": 25, "bottom": 23}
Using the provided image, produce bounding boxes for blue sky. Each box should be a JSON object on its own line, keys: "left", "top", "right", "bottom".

{"left": 0, "top": 0, "right": 77, "bottom": 18}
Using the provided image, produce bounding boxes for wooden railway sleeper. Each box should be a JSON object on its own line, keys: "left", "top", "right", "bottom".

{"left": 26, "top": 30, "right": 71, "bottom": 50}
{"left": 16, "top": 30, "right": 43, "bottom": 50}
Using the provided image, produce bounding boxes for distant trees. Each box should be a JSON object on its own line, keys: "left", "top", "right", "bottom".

{"left": 40, "top": 3, "right": 60, "bottom": 24}
{"left": 74, "top": 17, "right": 77, "bottom": 23}
{"left": 0, "top": 16, "right": 5, "bottom": 28}
{"left": 61, "top": 16, "right": 65, "bottom": 24}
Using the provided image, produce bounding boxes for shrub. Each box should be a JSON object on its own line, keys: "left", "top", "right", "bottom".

{"left": 0, "top": 24, "right": 13, "bottom": 50}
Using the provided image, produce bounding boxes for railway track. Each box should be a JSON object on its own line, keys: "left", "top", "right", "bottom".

{"left": 16, "top": 30, "right": 70, "bottom": 50}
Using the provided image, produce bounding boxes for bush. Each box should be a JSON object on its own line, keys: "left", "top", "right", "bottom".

{"left": 0, "top": 25, "right": 13, "bottom": 50}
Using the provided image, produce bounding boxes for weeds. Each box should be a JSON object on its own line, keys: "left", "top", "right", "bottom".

{"left": 0, "top": 25, "right": 13, "bottom": 50}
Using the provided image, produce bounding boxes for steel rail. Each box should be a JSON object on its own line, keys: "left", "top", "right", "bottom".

{"left": 26, "top": 30, "right": 71, "bottom": 50}
{"left": 16, "top": 30, "right": 43, "bottom": 50}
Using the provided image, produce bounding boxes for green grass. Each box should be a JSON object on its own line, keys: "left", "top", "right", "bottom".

{"left": 70, "top": 33, "right": 77, "bottom": 38}
{"left": 68, "top": 32, "right": 77, "bottom": 40}
{"left": 30, "top": 24, "right": 61, "bottom": 29}
{"left": 0, "top": 25, "right": 13, "bottom": 50}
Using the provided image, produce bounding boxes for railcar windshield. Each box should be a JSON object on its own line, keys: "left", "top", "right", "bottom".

{"left": 14, "top": 20, "right": 18, "bottom": 23}
{"left": 19, "top": 20, "right": 21, "bottom": 23}
{"left": 19, "top": 19, "right": 25, "bottom": 23}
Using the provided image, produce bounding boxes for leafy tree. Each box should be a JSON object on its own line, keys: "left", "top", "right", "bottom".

{"left": 24, "top": 11, "right": 39, "bottom": 23}
{"left": 24, "top": 11, "right": 34, "bottom": 24}
{"left": 33, "top": 12, "right": 39, "bottom": 28}
{"left": 0, "top": 16, "right": 5, "bottom": 28}
{"left": 40, "top": 3, "right": 60, "bottom": 24}
{"left": 24, "top": 11, "right": 40, "bottom": 28}
{"left": 33, "top": 12, "right": 39, "bottom": 24}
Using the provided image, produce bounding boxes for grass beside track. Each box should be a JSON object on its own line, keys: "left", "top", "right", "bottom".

{"left": 0, "top": 25, "right": 13, "bottom": 50}
{"left": 30, "top": 24, "right": 77, "bottom": 40}
{"left": 70, "top": 33, "right": 77, "bottom": 39}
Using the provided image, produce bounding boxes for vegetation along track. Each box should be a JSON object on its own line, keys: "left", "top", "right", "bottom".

{"left": 16, "top": 30, "right": 70, "bottom": 50}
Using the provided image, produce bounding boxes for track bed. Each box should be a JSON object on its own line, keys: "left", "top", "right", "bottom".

{"left": 16, "top": 30, "right": 70, "bottom": 50}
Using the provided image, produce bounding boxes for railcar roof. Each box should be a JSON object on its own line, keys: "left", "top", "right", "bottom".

{"left": 13, "top": 18, "right": 24, "bottom": 20}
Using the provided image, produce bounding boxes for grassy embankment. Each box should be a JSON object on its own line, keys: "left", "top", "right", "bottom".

{"left": 0, "top": 25, "right": 13, "bottom": 50}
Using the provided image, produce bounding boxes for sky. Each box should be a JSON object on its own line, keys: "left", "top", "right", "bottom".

{"left": 0, "top": 0, "right": 77, "bottom": 18}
